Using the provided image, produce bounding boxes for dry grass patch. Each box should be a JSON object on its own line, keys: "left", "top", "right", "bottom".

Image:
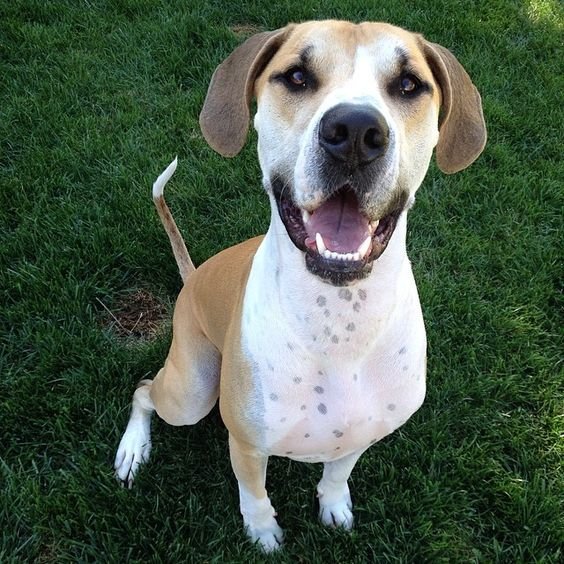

{"left": 229, "top": 23, "right": 264, "bottom": 36}
{"left": 97, "top": 289, "right": 168, "bottom": 341}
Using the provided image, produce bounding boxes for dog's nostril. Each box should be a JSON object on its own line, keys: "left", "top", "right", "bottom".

{"left": 321, "top": 122, "right": 348, "bottom": 145}
{"left": 333, "top": 124, "right": 348, "bottom": 144}
{"left": 364, "top": 128, "right": 385, "bottom": 150}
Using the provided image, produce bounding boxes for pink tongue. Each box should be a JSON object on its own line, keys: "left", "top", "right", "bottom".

{"left": 305, "top": 190, "right": 370, "bottom": 253}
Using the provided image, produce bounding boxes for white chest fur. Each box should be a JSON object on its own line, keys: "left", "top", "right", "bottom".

{"left": 239, "top": 212, "right": 426, "bottom": 463}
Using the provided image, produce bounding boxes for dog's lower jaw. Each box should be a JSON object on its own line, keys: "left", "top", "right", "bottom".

{"left": 270, "top": 176, "right": 409, "bottom": 286}
{"left": 305, "top": 253, "right": 373, "bottom": 286}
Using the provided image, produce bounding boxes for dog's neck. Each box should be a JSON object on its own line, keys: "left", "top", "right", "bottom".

{"left": 243, "top": 196, "right": 414, "bottom": 358}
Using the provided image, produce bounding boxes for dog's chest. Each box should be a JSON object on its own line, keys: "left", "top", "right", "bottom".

{"left": 239, "top": 266, "right": 426, "bottom": 463}
{"left": 257, "top": 363, "right": 423, "bottom": 462}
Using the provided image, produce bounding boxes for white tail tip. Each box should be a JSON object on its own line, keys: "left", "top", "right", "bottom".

{"left": 152, "top": 156, "right": 178, "bottom": 200}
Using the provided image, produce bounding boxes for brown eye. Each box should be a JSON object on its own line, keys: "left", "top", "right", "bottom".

{"left": 274, "top": 65, "right": 317, "bottom": 92}
{"left": 399, "top": 74, "right": 420, "bottom": 95}
{"left": 285, "top": 67, "right": 307, "bottom": 88}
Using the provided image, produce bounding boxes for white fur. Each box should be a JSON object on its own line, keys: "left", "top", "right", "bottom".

{"left": 238, "top": 484, "right": 284, "bottom": 552}
{"left": 152, "top": 156, "right": 178, "bottom": 200}
{"left": 114, "top": 382, "right": 155, "bottom": 488}
{"left": 241, "top": 210, "right": 426, "bottom": 460}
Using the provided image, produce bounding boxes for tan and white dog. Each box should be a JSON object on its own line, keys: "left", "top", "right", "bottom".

{"left": 114, "top": 20, "right": 486, "bottom": 551}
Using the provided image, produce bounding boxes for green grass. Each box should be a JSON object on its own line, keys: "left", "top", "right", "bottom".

{"left": 1, "top": 0, "right": 562, "bottom": 561}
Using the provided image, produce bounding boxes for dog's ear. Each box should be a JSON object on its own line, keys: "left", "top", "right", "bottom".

{"left": 422, "top": 40, "right": 487, "bottom": 174}
{"left": 200, "top": 27, "right": 291, "bottom": 157}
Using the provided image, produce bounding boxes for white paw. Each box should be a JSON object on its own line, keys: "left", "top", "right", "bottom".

{"left": 246, "top": 520, "right": 284, "bottom": 552}
{"left": 114, "top": 424, "right": 151, "bottom": 488}
{"left": 319, "top": 493, "right": 354, "bottom": 529}
{"left": 239, "top": 486, "right": 283, "bottom": 551}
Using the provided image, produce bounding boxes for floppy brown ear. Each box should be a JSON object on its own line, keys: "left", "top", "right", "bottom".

{"left": 199, "top": 27, "right": 291, "bottom": 157}
{"left": 422, "top": 40, "right": 487, "bottom": 174}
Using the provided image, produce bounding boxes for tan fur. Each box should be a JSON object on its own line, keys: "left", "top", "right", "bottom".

{"left": 229, "top": 434, "right": 269, "bottom": 499}
{"left": 421, "top": 40, "right": 487, "bottom": 173}
{"left": 153, "top": 194, "right": 195, "bottom": 282}
{"left": 200, "top": 29, "right": 292, "bottom": 157}
{"left": 149, "top": 237, "right": 262, "bottom": 427}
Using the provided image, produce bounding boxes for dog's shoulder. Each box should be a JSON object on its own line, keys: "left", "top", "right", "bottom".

{"left": 195, "top": 235, "right": 264, "bottom": 285}
{"left": 175, "top": 236, "right": 264, "bottom": 351}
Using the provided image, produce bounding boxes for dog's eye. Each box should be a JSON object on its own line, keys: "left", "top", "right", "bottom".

{"left": 399, "top": 74, "right": 421, "bottom": 95}
{"left": 284, "top": 67, "right": 307, "bottom": 89}
{"left": 272, "top": 65, "right": 318, "bottom": 92}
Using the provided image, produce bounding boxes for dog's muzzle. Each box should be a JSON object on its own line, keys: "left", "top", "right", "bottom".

{"left": 273, "top": 105, "right": 406, "bottom": 286}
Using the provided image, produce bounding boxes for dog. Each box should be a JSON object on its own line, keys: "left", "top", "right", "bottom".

{"left": 114, "top": 20, "right": 486, "bottom": 551}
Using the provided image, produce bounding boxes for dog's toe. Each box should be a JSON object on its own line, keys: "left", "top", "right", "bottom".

{"left": 248, "top": 523, "right": 284, "bottom": 552}
{"left": 319, "top": 494, "right": 354, "bottom": 530}
{"left": 114, "top": 426, "right": 151, "bottom": 486}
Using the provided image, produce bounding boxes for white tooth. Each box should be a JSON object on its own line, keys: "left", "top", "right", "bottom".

{"left": 345, "top": 253, "right": 354, "bottom": 261}
{"left": 330, "top": 252, "right": 339, "bottom": 260}
{"left": 315, "top": 232, "right": 326, "bottom": 254}
{"left": 358, "top": 235, "right": 372, "bottom": 258}
{"left": 323, "top": 249, "right": 332, "bottom": 259}
{"left": 302, "top": 210, "right": 311, "bottom": 223}
{"left": 370, "top": 219, "right": 380, "bottom": 232}
{"left": 352, "top": 252, "right": 360, "bottom": 261}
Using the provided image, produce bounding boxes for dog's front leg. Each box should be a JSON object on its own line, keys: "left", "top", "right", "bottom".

{"left": 229, "top": 434, "right": 283, "bottom": 552}
{"left": 317, "top": 448, "right": 366, "bottom": 529}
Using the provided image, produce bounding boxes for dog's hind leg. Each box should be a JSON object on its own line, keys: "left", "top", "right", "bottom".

{"left": 114, "top": 329, "right": 220, "bottom": 486}
{"left": 114, "top": 379, "right": 155, "bottom": 488}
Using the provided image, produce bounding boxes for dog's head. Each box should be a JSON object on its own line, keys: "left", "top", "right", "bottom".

{"left": 200, "top": 21, "right": 486, "bottom": 285}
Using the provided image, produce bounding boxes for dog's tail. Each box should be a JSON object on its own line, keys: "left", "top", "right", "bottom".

{"left": 152, "top": 157, "right": 195, "bottom": 283}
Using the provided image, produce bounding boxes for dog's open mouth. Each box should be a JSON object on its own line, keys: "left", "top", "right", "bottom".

{"left": 275, "top": 184, "right": 403, "bottom": 284}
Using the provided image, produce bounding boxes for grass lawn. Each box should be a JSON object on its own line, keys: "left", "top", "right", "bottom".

{"left": 1, "top": 0, "right": 562, "bottom": 561}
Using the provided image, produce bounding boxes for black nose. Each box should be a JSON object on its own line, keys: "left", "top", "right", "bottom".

{"left": 319, "top": 104, "right": 389, "bottom": 165}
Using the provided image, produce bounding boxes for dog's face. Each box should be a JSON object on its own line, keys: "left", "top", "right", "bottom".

{"left": 254, "top": 22, "right": 442, "bottom": 283}
{"left": 200, "top": 21, "right": 486, "bottom": 285}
